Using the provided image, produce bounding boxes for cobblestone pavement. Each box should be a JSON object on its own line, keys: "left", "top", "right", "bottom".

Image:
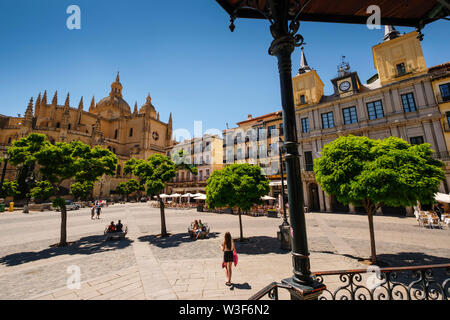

{"left": 0, "top": 203, "right": 448, "bottom": 300}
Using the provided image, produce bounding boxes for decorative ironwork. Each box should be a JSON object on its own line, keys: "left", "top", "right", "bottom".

{"left": 250, "top": 264, "right": 450, "bottom": 300}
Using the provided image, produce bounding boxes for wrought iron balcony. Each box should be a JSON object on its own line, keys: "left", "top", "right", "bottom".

{"left": 249, "top": 263, "right": 450, "bottom": 300}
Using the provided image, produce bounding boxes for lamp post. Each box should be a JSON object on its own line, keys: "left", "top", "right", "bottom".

{"left": 217, "top": 0, "right": 325, "bottom": 299}
{"left": 278, "top": 136, "right": 291, "bottom": 250}
{"left": 278, "top": 137, "right": 288, "bottom": 226}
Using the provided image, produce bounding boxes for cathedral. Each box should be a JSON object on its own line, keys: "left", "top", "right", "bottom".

{"left": 0, "top": 73, "right": 175, "bottom": 197}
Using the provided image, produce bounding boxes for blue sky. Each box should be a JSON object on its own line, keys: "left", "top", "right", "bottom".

{"left": 0, "top": 0, "right": 449, "bottom": 138}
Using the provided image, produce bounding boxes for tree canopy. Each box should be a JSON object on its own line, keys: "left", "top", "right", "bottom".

{"left": 314, "top": 135, "right": 445, "bottom": 262}
{"left": 206, "top": 163, "right": 270, "bottom": 240}
{"left": 314, "top": 135, "right": 444, "bottom": 208}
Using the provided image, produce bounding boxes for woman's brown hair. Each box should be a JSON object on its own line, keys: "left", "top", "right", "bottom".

{"left": 224, "top": 232, "right": 232, "bottom": 251}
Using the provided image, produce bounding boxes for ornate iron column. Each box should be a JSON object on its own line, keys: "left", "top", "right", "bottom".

{"left": 267, "top": 0, "right": 325, "bottom": 299}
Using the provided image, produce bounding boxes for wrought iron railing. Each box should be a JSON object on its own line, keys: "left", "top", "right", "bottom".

{"left": 249, "top": 264, "right": 450, "bottom": 300}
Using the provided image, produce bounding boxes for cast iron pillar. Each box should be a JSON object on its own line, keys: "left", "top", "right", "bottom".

{"left": 268, "top": 0, "right": 325, "bottom": 299}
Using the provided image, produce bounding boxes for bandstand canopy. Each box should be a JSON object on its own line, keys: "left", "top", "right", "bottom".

{"left": 216, "top": 0, "right": 449, "bottom": 27}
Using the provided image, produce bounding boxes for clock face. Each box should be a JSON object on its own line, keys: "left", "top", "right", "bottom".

{"left": 339, "top": 81, "right": 351, "bottom": 92}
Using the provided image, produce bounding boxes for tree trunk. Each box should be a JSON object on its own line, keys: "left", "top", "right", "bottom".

{"left": 60, "top": 204, "right": 68, "bottom": 246}
{"left": 363, "top": 200, "right": 377, "bottom": 264}
{"left": 238, "top": 208, "right": 244, "bottom": 241}
{"left": 158, "top": 195, "right": 168, "bottom": 237}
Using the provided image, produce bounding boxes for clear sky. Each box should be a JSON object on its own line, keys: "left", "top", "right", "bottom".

{"left": 0, "top": 0, "right": 449, "bottom": 139}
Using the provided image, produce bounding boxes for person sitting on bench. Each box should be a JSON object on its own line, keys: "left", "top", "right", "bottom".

{"left": 107, "top": 221, "right": 116, "bottom": 233}
{"left": 116, "top": 220, "right": 123, "bottom": 232}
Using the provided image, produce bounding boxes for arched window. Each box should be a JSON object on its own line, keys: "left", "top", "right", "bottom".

{"left": 116, "top": 165, "right": 121, "bottom": 177}
{"left": 68, "top": 124, "right": 71, "bottom": 130}
{"left": 113, "top": 148, "right": 116, "bottom": 154}
{"left": 7, "top": 137, "right": 11, "bottom": 144}
{"left": 56, "top": 122, "right": 60, "bottom": 128}
{"left": 129, "top": 128, "right": 133, "bottom": 137}
{"left": 114, "top": 129, "right": 118, "bottom": 139}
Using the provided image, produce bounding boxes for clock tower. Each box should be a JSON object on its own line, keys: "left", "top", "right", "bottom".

{"left": 330, "top": 57, "right": 361, "bottom": 98}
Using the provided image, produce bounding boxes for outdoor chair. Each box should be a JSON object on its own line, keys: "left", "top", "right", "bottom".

{"left": 419, "top": 217, "right": 430, "bottom": 228}
{"left": 430, "top": 217, "right": 441, "bottom": 229}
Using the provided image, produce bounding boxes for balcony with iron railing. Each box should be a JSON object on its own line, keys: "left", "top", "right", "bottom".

{"left": 250, "top": 264, "right": 450, "bottom": 300}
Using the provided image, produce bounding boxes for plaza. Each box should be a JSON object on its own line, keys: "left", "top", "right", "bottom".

{"left": 0, "top": 203, "right": 448, "bottom": 300}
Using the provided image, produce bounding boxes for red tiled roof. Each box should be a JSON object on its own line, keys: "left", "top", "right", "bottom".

{"left": 429, "top": 62, "right": 450, "bottom": 72}
{"left": 236, "top": 111, "right": 282, "bottom": 126}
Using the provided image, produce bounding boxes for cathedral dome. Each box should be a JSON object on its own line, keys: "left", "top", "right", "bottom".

{"left": 139, "top": 93, "right": 157, "bottom": 118}
{"left": 94, "top": 73, "right": 131, "bottom": 117}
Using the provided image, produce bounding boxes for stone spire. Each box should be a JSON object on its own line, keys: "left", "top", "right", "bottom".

{"left": 133, "top": 102, "right": 138, "bottom": 115}
{"left": 89, "top": 96, "right": 96, "bottom": 112}
{"left": 298, "top": 47, "right": 311, "bottom": 74}
{"left": 35, "top": 93, "right": 41, "bottom": 117}
{"left": 41, "top": 90, "right": 47, "bottom": 107}
{"left": 167, "top": 112, "right": 173, "bottom": 141}
{"left": 383, "top": 25, "right": 400, "bottom": 42}
{"left": 77, "top": 97, "right": 83, "bottom": 124}
{"left": 64, "top": 93, "right": 70, "bottom": 109}
{"left": 52, "top": 91, "right": 58, "bottom": 106}
{"left": 24, "top": 97, "right": 34, "bottom": 122}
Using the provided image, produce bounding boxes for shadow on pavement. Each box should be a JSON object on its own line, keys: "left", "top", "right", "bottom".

{"left": 376, "top": 252, "right": 450, "bottom": 267}
{"left": 230, "top": 282, "right": 252, "bottom": 291}
{"left": 235, "top": 236, "right": 289, "bottom": 255}
{"left": 139, "top": 232, "right": 220, "bottom": 248}
{"left": 0, "top": 235, "right": 133, "bottom": 267}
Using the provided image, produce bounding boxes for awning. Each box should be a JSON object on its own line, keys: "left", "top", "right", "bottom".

{"left": 434, "top": 192, "right": 450, "bottom": 204}
{"left": 269, "top": 181, "right": 282, "bottom": 187}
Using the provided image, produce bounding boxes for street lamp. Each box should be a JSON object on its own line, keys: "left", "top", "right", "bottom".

{"left": 278, "top": 136, "right": 291, "bottom": 251}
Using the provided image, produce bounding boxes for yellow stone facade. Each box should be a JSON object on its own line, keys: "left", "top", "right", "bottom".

{"left": 373, "top": 31, "right": 428, "bottom": 86}
{"left": 0, "top": 73, "right": 175, "bottom": 198}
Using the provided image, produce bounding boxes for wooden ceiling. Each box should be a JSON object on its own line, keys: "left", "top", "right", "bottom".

{"left": 216, "top": 0, "right": 449, "bottom": 27}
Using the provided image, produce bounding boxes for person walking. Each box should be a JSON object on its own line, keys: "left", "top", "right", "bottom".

{"left": 96, "top": 203, "right": 101, "bottom": 219}
{"left": 90, "top": 203, "right": 95, "bottom": 220}
{"left": 221, "top": 232, "right": 235, "bottom": 286}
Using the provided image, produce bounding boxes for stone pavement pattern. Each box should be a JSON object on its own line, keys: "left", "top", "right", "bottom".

{"left": 0, "top": 203, "right": 448, "bottom": 300}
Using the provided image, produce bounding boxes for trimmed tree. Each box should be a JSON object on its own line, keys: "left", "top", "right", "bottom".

{"left": 130, "top": 154, "right": 177, "bottom": 237}
{"left": 7, "top": 133, "right": 50, "bottom": 200}
{"left": 0, "top": 180, "right": 20, "bottom": 199}
{"left": 117, "top": 179, "right": 141, "bottom": 202}
{"left": 29, "top": 180, "right": 54, "bottom": 203}
{"left": 34, "top": 140, "right": 117, "bottom": 246}
{"left": 70, "top": 181, "right": 95, "bottom": 201}
{"left": 314, "top": 135, "right": 445, "bottom": 264}
{"left": 206, "top": 163, "right": 270, "bottom": 241}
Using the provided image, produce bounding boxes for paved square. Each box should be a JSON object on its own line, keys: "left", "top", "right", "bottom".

{"left": 0, "top": 203, "right": 448, "bottom": 300}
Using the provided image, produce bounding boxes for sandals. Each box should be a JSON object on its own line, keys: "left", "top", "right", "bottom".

{"left": 225, "top": 282, "right": 231, "bottom": 286}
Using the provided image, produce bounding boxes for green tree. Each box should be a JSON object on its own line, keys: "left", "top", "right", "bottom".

{"left": 29, "top": 180, "right": 54, "bottom": 202}
{"left": 33, "top": 139, "right": 117, "bottom": 246}
{"left": 128, "top": 154, "right": 176, "bottom": 237}
{"left": 117, "top": 179, "right": 141, "bottom": 201}
{"left": 206, "top": 164, "right": 270, "bottom": 241}
{"left": 314, "top": 135, "right": 445, "bottom": 263}
{"left": 70, "top": 181, "right": 94, "bottom": 201}
{"left": 7, "top": 133, "right": 50, "bottom": 200}
{"left": 0, "top": 179, "right": 20, "bottom": 199}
